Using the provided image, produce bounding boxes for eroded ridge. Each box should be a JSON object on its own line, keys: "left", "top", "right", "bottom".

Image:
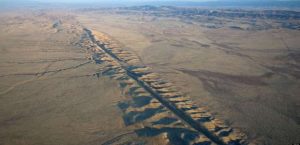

{"left": 79, "top": 29, "right": 214, "bottom": 145}
{"left": 81, "top": 28, "right": 249, "bottom": 145}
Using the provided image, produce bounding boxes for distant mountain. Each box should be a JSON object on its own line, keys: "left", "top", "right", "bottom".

{"left": 1, "top": 0, "right": 300, "bottom": 9}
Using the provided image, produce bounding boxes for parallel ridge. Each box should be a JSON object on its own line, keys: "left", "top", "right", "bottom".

{"left": 80, "top": 29, "right": 215, "bottom": 145}
{"left": 83, "top": 28, "right": 248, "bottom": 145}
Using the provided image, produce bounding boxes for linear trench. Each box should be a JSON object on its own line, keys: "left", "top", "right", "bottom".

{"left": 84, "top": 28, "right": 228, "bottom": 145}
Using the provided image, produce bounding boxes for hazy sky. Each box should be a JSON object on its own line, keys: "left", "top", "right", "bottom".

{"left": 1, "top": 0, "right": 299, "bottom": 3}
{"left": 1, "top": 0, "right": 300, "bottom": 8}
{"left": 32, "top": 0, "right": 216, "bottom": 3}
{"left": 15, "top": 0, "right": 300, "bottom": 2}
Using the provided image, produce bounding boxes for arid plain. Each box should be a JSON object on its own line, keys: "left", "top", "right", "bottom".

{"left": 0, "top": 5, "right": 300, "bottom": 145}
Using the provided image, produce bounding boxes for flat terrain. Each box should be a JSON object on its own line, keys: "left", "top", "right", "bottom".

{"left": 76, "top": 7, "right": 300, "bottom": 145}
{"left": 0, "top": 11, "right": 137, "bottom": 145}
{"left": 0, "top": 6, "right": 300, "bottom": 145}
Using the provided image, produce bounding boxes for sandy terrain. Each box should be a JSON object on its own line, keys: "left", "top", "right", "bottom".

{"left": 0, "top": 6, "right": 299, "bottom": 145}
{"left": 76, "top": 9, "right": 300, "bottom": 145}
{"left": 0, "top": 11, "right": 137, "bottom": 145}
